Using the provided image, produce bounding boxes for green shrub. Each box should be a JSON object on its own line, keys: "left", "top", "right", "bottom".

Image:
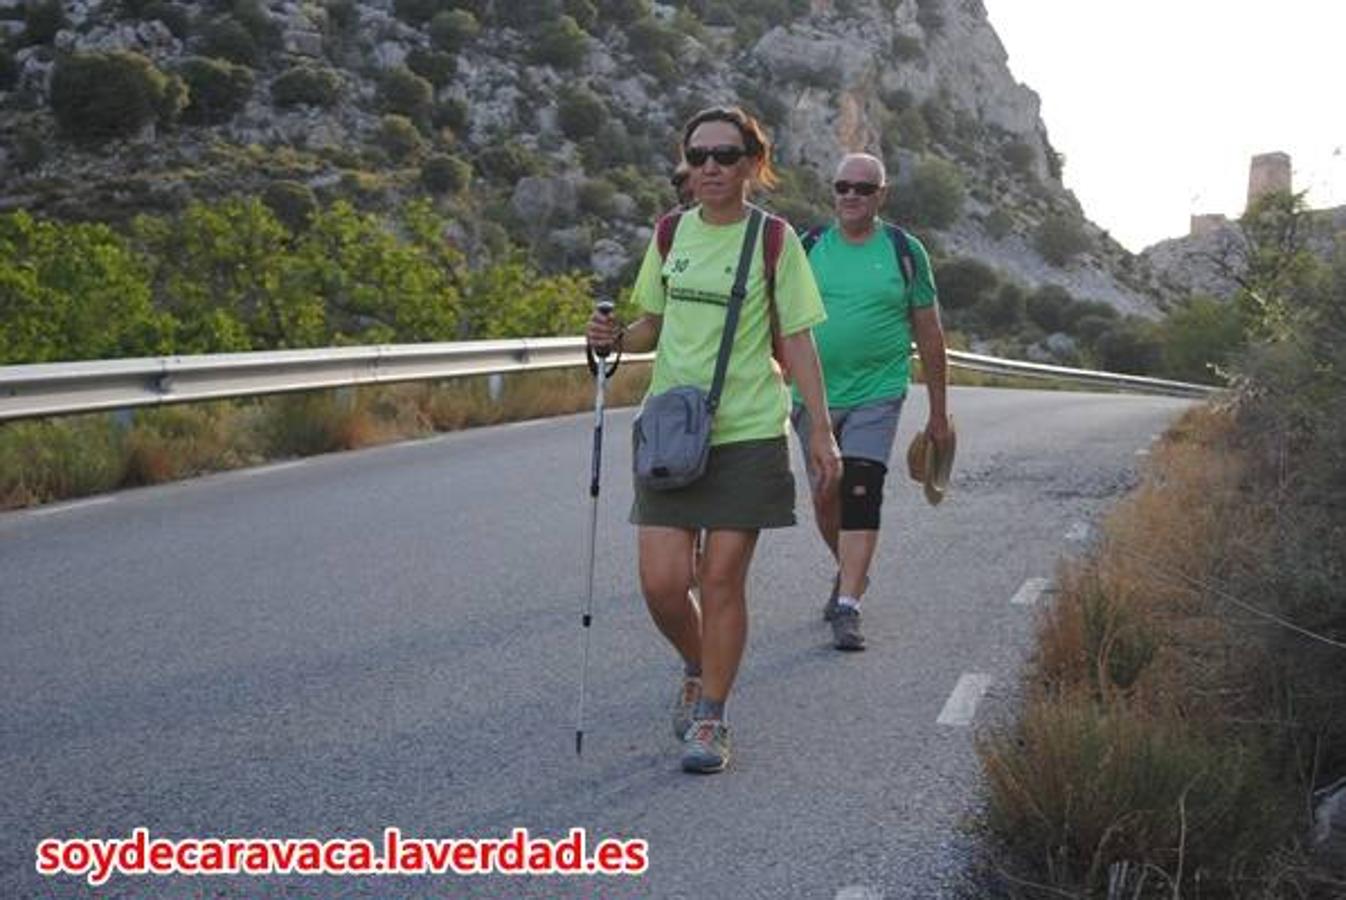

{"left": 12, "top": 128, "right": 46, "bottom": 172}
{"left": 420, "top": 153, "right": 472, "bottom": 195}
{"left": 891, "top": 33, "right": 923, "bottom": 61}
{"left": 231, "top": 0, "right": 281, "bottom": 48}
{"left": 0, "top": 45, "right": 17, "bottom": 91}
{"left": 177, "top": 57, "right": 254, "bottom": 125}
{"left": 495, "top": 0, "right": 560, "bottom": 28}
{"left": 429, "top": 9, "right": 479, "bottom": 52}
{"left": 433, "top": 96, "right": 469, "bottom": 133}
{"left": 51, "top": 51, "right": 182, "bottom": 141}
{"left": 1063, "top": 299, "right": 1118, "bottom": 331}
{"left": 934, "top": 258, "right": 999, "bottom": 311}
{"left": 378, "top": 66, "right": 433, "bottom": 121}
{"left": 532, "top": 16, "right": 589, "bottom": 69}
{"left": 578, "top": 178, "right": 617, "bottom": 217}
{"left": 985, "top": 207, "right": 1013, "bottom": 240}
{"left": 1026, "top": 283, "right": 1073, "bottom": 332}
{"left": 557, "top": 86, "right": 608, "bottom": 141}
{"left": 598, "top": 0, "right": 650, "bottom": 25}
{"left": 324, "top": 0, "right": 358, "bottom": 32}
{"left": 23, "top": 0, "right": 66, "bottom": 45}
{"left": 915, "top": 0, "right": 944, "bottom": 33}
{"left": 1158, "top": 295, "right": 1245, "bottom": 383}
{"left": 579, "top": 120, "right": 638, "bottom": 170}
{"left": 376, "top": 114, "right": 427, "bottom": 164}
{"left": 1096, "top": 320, "right": 1162, "bottom": 374}
{"left": 975, "top": 282, "right": 1025, "bottom": 331}
{"left": 0, "top": 417, "right": 125, "bottom": 507}
{"left": 920, "top": 97, "right": 953, "bottom": 145}
{"left": 566, "top": 0, "right": 598, "bottom": 29}
{"left": 392, "top": 0, "right": 439, "bottom": 26}
{"left": 141, "top": 1, "right": 191, "bottom": 39}
{"left": 405, "top": 48, "right": 456, "bottom": 88}
{"left": 262, "top": 180, "right": 318, "bottom": 231}
{"left": 475, "top": 141, "right": 542, "bottom": 182}
{"left": 1072, "top": 314, "right": 1114, "bottom": 347}
{"left": 1036, "top": 214, "right": 1092, "bottom": 266}
{"left": 199, "top": 16, "right": 260, "bottom": 66}
{"left": 888, "top": 156, "right": 964, "bottom": 230}
{"left": 1001, "top": 139, "right": 1036, "bottom": 175}
{"left": 892, "top": 107, "right": 929, "bottom": 152}
{"left": 271, "top": 64, "right": 342, "bottom": 108}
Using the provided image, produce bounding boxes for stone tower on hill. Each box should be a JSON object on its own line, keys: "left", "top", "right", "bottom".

{"left": 1247, "top": 151, "right": 1292, "bottom": 209}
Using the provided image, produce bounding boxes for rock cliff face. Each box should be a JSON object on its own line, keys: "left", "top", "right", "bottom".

{"left": 1140, "top": 203, "right": 1346, "bottom": 300}
{"left": 0, "top": 0, "right": 1169, "bottom": 315}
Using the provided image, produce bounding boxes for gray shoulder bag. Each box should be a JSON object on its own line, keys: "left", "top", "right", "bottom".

{"left": 633, "top": 208, "right": 764, "bottom": 492}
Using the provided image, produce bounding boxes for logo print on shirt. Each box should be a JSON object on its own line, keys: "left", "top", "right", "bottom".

{"left": 671, "top": 258, "right": 690, "bottom": 274}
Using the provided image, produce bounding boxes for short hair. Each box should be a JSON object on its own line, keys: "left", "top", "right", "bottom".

{"left": 836, "top": 152, "right": 887, "bottom": 186}
{"left": 680, "top": 105, "right": 779, "bottom": 190}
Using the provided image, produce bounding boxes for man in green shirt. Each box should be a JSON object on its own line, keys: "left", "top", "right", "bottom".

{"left": 791, "top": 152, "right": 952, "bottom": 651}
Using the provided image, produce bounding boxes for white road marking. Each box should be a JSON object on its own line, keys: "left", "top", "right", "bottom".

{"left": 1065, "top": 521, "right": 1091, "bottom": 542}
{"left": 835, "top": 886, "right": 883, "bottom": 900}
{"left": 1135, "top": 448, "right": 1150, "bottom": 457}
{"left": 30, "top": 497, "right": 115, "bottom": 516}
{"left": 232, "top": 460, "right": 309, "bottom": 477}
{"left": 1010, "top": 577, "right": 1050, "bottom": 607}
{"left": 936, "top": 673, "right": 993, "bottom": 726}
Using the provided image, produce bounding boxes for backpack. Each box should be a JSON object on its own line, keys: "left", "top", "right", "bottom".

{"left": 655, "top": 206, "right": 790, "bottom": 370}
{"left": 799, "top": 221, "right": 918, "bottom": 302}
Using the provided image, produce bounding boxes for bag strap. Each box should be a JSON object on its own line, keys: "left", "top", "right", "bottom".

{"left": 884, "top": 221, "right": 917, "bottom": 301}
{"left": 656, "top": 210, "right": 682, "bottom": 261}
{"left": 707, "top": 207, "right": 764, "bottom": 413}
{"left": 799, "top": 224, "right": 826, "bottom": 255}
{"left": 761, "top": 211, "right": 786, "bottom": 357}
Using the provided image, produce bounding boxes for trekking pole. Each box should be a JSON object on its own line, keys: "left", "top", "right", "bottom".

{"left": 576, "top": 299, "right": 617, "bottom": 757}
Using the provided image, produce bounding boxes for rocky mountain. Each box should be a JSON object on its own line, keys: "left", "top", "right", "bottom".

{"left": 1141, "top": 203, "right": 1346, "bottom": 300}
{"left": 0, "top": 0, "right": 1174, "bottom": 319}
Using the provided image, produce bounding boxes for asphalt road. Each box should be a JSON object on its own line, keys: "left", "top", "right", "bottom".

{"left": 0, "top": 386, "right": 1194, "bottom": 898}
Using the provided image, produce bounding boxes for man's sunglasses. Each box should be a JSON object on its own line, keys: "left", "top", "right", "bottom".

{"left": 834, "top": 180, "right": 882, "bottom": 196}
{"left": 685, "top": 145, "right": 748, "bottom": 167}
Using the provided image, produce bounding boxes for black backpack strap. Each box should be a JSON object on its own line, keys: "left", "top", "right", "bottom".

{"left": 707, "top": 208, "right": 764, "bottom": 413}
{"left": 800, "top": 224, "right": 826, "bottom": 255}
{"left": 884, "top": 222, "right": 918, "bottom": 305}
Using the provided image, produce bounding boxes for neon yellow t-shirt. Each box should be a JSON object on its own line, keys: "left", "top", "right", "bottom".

{"left": 632, "top": 206, "right": 826, "bottom": 446}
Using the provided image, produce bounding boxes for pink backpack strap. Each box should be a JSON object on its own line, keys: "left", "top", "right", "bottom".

{"left": 655, "top": 210, "right": 682, "bottom": 260}
{"left": 760, "top": 212, "right": 790, "bottom": 380}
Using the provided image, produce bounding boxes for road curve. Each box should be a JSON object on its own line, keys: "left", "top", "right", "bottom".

{"left": 0, "top": 386, "right": 1194, "bottom": 898}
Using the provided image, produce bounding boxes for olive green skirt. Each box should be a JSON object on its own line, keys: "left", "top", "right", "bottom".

{"left": 629, "top": 436, "right": 796, "bottom": 530}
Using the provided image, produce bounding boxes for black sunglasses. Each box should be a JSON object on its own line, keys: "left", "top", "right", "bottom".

{"left": 834, "top": 180, "right": 881, "bottom": 196}
{"left": 685, "top": 145, "right": 748, "bottom": 167}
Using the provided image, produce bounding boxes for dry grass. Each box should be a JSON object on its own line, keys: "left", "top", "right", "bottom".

{"left": 978, "top": 405, "right": 1310, "bottom": 896}
{"left": 0, "top": 365, "right": 653, "bottom": 512}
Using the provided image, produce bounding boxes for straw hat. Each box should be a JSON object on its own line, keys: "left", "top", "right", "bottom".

{"left": 906, "top": 418, "right": 957, "bottom": 506}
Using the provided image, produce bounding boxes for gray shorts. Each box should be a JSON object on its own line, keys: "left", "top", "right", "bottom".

{"left": 790, "top": 394, "right": 905, "bottom": 486}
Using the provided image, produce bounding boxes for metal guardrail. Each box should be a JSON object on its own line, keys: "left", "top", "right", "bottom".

{"left": 944, "top": 349, "right": 1217, "bottom": 399}
{"left": 0, "top": 339, "right": 1214, "bottom": 422}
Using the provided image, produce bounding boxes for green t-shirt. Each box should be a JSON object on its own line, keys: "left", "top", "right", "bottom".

{"left": 632, "top": 206, "right": 826, "bottom": 446}
{"left": 797, "top": 220, "right": 937, "bottom": 408}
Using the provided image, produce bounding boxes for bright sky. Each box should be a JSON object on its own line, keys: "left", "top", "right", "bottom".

{"left": 980, "top": 0, "right": 1346, "bottom": 251}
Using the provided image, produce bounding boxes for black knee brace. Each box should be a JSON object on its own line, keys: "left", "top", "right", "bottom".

{"left": 840, "top": 457, "right": 887, "bottom": 531}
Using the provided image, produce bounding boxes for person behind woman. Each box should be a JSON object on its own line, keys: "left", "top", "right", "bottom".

{"left": 586, "top": 107, "right": 841, "bottom": 774}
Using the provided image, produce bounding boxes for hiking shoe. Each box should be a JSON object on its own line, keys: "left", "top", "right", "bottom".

{"left": 680, "top": 719, "right": 731, "bottom": 774}
{"left": 831, "top": 604, "right": 866, "bottom": 651}
{"left": 822, "top": 573, "right": 841, "bottom": 621}
{"left": 822, "top": 574, "right": 869, "bottom": 622}
{"left": 671, "top": 676, "right": 702, "bottom": 740}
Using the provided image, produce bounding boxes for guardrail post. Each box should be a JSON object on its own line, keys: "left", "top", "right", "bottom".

{"left": 488, "top": 373, "right": 505, "bottom": 404}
